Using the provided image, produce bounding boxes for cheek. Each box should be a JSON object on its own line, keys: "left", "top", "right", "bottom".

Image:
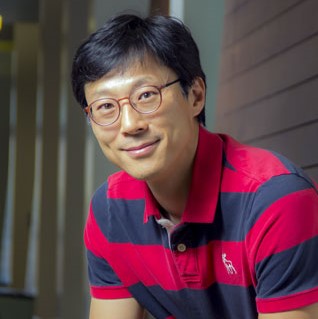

{"left": 92, "top": 121, "right": 116, "bottom": 139}
{"left": 152, "top": 98, "right": 189, "bottom": 124}
{"left": 163, "top": 105, "right": 194, "bottom": 131}
{"left": 91, "top": 126, "right": 118, "bottom": 150}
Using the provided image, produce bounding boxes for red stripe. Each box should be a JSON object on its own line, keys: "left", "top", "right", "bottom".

{"left": 110, "top": 241, "right": 250, "bottom": 290}
{"left": 221, "top": 166, "right": 260, "bottom": 193}
{"left": 199, "top": 240, "right": 253, "bottom": 287}
{"left": 86, "top": 207, "right": 254, "bottom": 291}
{"left": 84, "top": 204, "right": 107, "bottom": 257}
{"left": 222, "top": 135, "right": 290, "bottom": 183}
{"left": 246, "top": 188, "right": 318, "bottom": 264}
{"left": 113, "top": 240, "right": 255, "bottom": 290}
{"left": 85, "top": 207, "right": 140, "bottom": 285}
{"left": 182, "top": 129, "right": 222, "bottom": 223}
{"left": 108, "top": 171, "right": 146, "bottom": 199}
{"left": 91, "top": 286, "right": 132, "bottom": 299}
{"left": 110, "top": 243, "right": 188, "bottom": 289}
{"left": 257, "top": 286, "right": 318, "bottom": 313}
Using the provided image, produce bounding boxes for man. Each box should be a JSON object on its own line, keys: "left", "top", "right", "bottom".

{"left": 71, "top": 14, "right": 318, "bottom": 319}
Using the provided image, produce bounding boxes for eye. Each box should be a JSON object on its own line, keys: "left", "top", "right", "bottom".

{"left": 93, "top": 100, "right": 116, "bottom": 112}
{"left": 98, "top": 103, "right": 115, "bottom": 110}
{"left": 137, "top": 88, "right": 159, "bottom": 101}
{"left": 139, "top": 91, "right": 153, "bottom": 100}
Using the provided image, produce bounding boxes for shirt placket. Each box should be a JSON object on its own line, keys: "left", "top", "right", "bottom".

{"left": 158, "top": 218, "right": 200, "bottom": 283}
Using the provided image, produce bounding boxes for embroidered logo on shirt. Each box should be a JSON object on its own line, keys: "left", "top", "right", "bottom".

{"left": 222, "top": 253, "right": 237, "bottom": 275}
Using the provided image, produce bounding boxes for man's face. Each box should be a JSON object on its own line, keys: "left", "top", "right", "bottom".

{"left": 84, "top": 56, "right": 205, "bottom": 183}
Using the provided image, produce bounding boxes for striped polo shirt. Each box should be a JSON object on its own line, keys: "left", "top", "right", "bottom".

{"left": 84, "top": 126, "right": 318, "bottom": 319}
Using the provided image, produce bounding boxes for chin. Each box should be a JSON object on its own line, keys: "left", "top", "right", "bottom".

{"left": 127, "top": 171, "right": 153, "bottom": 181}
{"left": 125, "top": 166, "right": 159, "bottom": 182}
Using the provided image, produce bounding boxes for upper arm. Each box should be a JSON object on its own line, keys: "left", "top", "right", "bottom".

{"left": 247, "top": 175, "right": 318, "bottom": 313}
{"left": 258, "top": 302, "right": 318, "bottom": 319}
{"left": 90, "top": 297, "right": 145, "bottom": 319}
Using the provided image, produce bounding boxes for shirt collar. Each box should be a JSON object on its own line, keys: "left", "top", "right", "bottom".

{"left": 143, "top": 184, "right": 161, "bottom": 223}
{"left": 143, "top": 126, "right": 223, "bottom": 224}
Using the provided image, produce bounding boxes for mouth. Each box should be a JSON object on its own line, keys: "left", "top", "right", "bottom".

{"left": 122, "top": 139, "right": 160, "bottom": 158}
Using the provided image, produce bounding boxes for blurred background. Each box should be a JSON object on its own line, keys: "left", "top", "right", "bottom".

{"left": 0, "top": 0, "right": 317, "bottom": 318}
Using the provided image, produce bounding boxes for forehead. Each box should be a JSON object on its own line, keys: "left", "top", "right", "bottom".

{"left": 84, "top": 55, "right": 175, "bottom": 100}
{"left": 105, "top": 54, "right": 173, "bottom": 82}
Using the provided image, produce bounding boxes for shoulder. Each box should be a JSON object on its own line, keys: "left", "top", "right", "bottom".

{"left": 105, "top": 171, "right": 146, "bottom": 199}
{"left": 90, "top": 170, "right": 146, "bottom": 204}
{"left": 88, "top": 171, "right": 147, "bottom": 234}
{"left": 217, "top": 134, "right": 317, "bottom": 235}
{"left": 218, "top": 133, "right": 316, "bottom": 189}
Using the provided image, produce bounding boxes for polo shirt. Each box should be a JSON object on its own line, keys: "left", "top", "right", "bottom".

{"left": 84, "top": 126, "right": 318, "bottom": 319}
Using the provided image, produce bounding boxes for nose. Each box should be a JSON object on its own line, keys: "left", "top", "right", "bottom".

{"left": 119, "top": 99, "right": 148, "bottom": 135}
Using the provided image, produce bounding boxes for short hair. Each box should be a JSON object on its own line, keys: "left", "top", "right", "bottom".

{"left": 71, "top": 14, "right": 206, "bottom": 125}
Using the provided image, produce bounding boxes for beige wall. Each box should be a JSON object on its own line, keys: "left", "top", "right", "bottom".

{"left": 0, "top": 0, "right": 223, "bottom": 315}
{"left": 0, "top": 0, "right": 91, "bottom": 318}
{"left": 0, "top": 1, "right": 160, "bottom": 318}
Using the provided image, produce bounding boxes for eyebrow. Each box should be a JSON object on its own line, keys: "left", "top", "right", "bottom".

{"left": 90, "top": 76, "right": 164, "bottom": 98}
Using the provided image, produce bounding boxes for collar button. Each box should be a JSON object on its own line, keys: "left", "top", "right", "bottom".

{"left": 177, "top": 243, "right": 187, "bottom": 252}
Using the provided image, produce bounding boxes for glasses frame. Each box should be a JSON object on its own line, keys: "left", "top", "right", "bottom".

{"left": 84, "top": 78, "right": 180, "bottom": 126}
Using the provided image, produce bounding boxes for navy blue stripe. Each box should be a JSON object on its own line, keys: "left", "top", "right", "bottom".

{"left": 246, "top": 173, "right": 313, "bottom": 232}
{"left": 91, "top": 181, "right": 256, "bottom": 245}
{"left": 270, "top": 151, "right": 301, "bottom": 175}
{"left": 255, "top": 235, "right": 318, "bottom": 299}
{"left": 91, "top": 175, "right": 313, "bottom": 248}
{"left": 87, "top": 250, "right": 123, "bottom": 287}
{"left": 130, "top": 282, "right": 257, "bottom": 319}
{"left": 93, "top": 190, "right": 253, "bottom": 246}
{"left": 223, "top": 151, "right": 236, "bottom": 171}
{"left": 91, "top": 182, "right": 169, "bottom": 245}
{"left": 129, "top": 284, "right": 172, "bottom": 319}
{"left": 271, "top": 151, "right": 317, "bottom": 188}
{"left": 90, "top": 182, "right": 109, "bottom": 233}
{"left": 171, "top": 195, "right": 252, "bottom": 246}
{"left": 172, "top": 174, "right": 314, "bottom": 246}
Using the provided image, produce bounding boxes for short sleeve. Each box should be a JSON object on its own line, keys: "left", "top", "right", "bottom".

{"left": 86, "top": 249, "right": 131, "bottom": 299}
{"left": 246, "top": 174, "right": 318, "bottom": 313}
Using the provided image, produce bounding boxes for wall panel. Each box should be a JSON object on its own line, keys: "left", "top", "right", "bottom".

{"left": 217, "top": 34, "right": 318, "bottom": 114}
{"left": 221, "top": 0, "right": 318, "bottom": 81}
{"left": 216, "top": 0, "right": 318, "bottom": 178}
{"left": 217, "top": 76, "right": 318, "bottom": 141}
{"left": 223, "top": 0, "right": 301, "bottom": 47}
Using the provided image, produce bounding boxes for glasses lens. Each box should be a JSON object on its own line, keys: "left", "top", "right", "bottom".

{"left": 131, "top": 86, "right": 161, "bottom": 113}
{"left": 90, "top": 98, "right": 119, "bottom": 125}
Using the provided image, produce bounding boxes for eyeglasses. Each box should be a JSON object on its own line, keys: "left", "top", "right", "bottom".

{"left": 84, "top": 79, "right": 180, "bottom": 126}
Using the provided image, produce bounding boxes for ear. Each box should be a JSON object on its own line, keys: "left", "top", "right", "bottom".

{"left": 188, "top": 77, "right": 206, "bottom": 118}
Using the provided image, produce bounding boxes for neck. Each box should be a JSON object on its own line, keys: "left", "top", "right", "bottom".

{"left": 147, "top": 127, "right": 200, "bottom": 223}
{"left": 149, "top": 165, "right": 193, "bottom": 223}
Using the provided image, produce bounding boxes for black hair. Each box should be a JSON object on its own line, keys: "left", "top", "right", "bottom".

{"left": 71, "top": 14, "right": 206, "bottom": 124}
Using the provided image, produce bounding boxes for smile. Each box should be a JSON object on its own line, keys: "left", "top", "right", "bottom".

{"left": 123, "top": 140, "right": 160, "bottom": 158}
